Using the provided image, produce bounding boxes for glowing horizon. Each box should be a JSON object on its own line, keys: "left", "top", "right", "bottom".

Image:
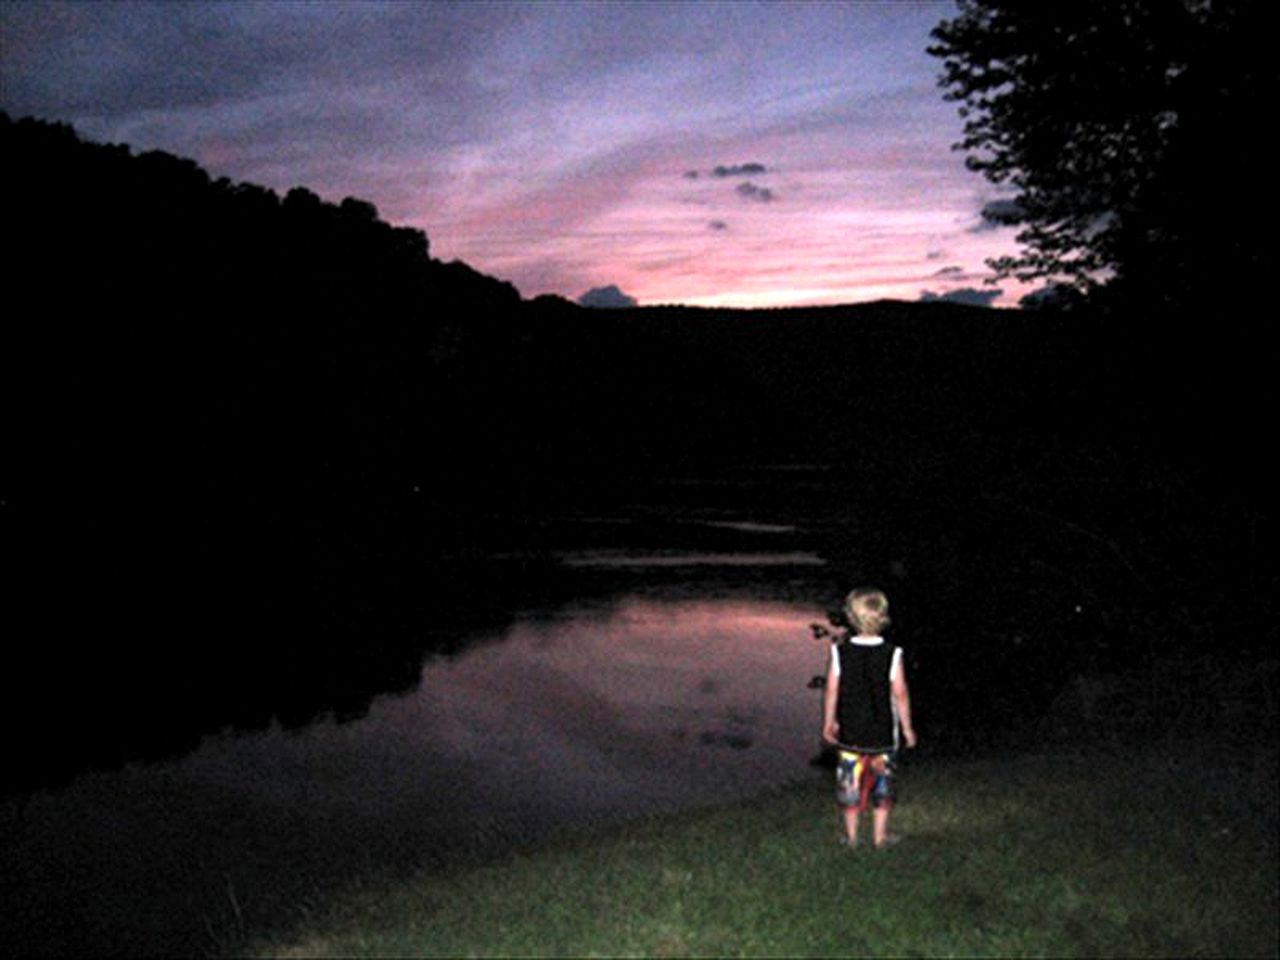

{"left": 0, "top": 1, "right": 1035, "bottom": 308}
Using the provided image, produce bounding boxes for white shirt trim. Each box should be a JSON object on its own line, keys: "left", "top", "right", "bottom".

{"left": 829, "top": 638, "right": 903, "bottom": 682}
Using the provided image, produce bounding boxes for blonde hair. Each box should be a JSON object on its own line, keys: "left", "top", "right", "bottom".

{"left": 845, "top": 587, "right": 890, "bottom": 635}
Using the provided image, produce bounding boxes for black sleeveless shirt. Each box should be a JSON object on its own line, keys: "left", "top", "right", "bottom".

{"left": 834, "top": 639, "right": 899, "bottom": 752}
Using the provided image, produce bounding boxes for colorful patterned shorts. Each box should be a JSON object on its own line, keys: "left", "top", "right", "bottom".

{"left": 835, "top": 751, "right": 896, "bottom": 811}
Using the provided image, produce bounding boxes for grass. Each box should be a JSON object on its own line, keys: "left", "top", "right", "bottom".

{"left": 250, "top": 741, "right": 1277, "bottom": 958}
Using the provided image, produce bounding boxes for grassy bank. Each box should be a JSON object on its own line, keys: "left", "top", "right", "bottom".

{"left": 251, "top": 742, "right": 1277, "bottom": 958}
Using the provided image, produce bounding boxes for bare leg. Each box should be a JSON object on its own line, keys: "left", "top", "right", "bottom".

{"left": 872, "top": 806, "right": 890, "bottom": 846}
{"left": 842, "top": 805, "right": 859, "bottom": 846}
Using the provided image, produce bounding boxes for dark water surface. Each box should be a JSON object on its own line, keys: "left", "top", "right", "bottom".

{"left": 7, "top": 461, "right": 1262, "bottom": 956}
{"left": 3, "top": 502, "right": 844, "bottom": 956}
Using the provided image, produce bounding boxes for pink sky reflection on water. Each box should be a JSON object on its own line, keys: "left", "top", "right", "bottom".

{"left": 388, "top": 597, "right": 829, "bottom": 828}
{"left": 160, "top": 595, "right": 833, "bottom": 855}
{"left": 7, "top": 592, "right": 836, "bottom": 950}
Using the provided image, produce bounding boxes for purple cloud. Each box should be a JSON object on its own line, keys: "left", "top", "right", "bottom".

{"left": 736, "top": 182, "right": 775, "bottom": 203}
{"left": 712, "top": 162, "right": 768, "bottom": 178}
{"left": 578, "top": 284, "right": 638, "bottom": 308}
{"left": 919, "top": 287, "right": 1002, "bottom": 307}
{"left": 973, "top": 199, "right": 1024, "bottom": 232}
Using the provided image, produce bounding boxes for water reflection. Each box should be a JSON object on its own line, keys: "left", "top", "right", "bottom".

{"left": 558, "top": 551, "right": 824, "bottom": 567}
{"left": 2, "top": 588, "right": 833, "bottom": 956}
{"left": 183, "top": 594, "right": 828, "bottom": 847}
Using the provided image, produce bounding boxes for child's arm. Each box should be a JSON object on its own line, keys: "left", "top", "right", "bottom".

{"left": 821, "top": 648, "right": 840, "bottom": 744}
{"left": 892, "top": 665, "right": 917, "bottom": 748}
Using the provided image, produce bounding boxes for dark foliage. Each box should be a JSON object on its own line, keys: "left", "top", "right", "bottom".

{"left": 3, "top": 113, "right": 523, "bottom": 793}
{"left": 929, "top": 0, "right": 1269, "bottom": 312}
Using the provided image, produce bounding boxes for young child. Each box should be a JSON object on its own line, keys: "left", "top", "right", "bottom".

{"left": 821, "top": 587, "right": 917, "bottom": 848}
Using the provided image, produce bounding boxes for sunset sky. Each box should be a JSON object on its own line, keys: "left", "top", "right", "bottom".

{"left": 1, "top": 0, "right": 1035, "bottom": 308}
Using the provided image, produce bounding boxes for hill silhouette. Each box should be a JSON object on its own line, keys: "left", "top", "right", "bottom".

{"left": 2, "top": 113, "right": 1271, "bottom": 793}
{"left": 4, "top": 113, "right": 527, "bottom": 791}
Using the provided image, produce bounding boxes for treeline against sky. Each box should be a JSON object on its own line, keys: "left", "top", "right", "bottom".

{"left": 3, "top": 114, "right": 1270, "bottom": 792}
{"left": 4, "top": 112, "right": 526, "bottom": 791}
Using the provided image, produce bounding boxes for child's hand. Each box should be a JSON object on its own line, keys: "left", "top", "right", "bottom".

{"left": 903, "top": 727, "right": 918, "bottom": 748}
{"left": 822, "top": 720, "right": 840, "bottom": 744}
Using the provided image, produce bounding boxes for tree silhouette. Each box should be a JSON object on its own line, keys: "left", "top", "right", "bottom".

{"left": 1, "top": 112, "right": 530, "bottom": 792}
{"left": 929, "top": 0, "right": 1267, "bottom": 310}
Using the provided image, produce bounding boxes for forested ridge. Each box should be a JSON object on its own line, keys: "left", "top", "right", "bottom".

{"left": 3, "top": 113, "right": 1271, "bottom": 793}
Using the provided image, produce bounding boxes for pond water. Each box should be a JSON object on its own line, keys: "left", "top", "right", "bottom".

{"left": 3, "top": 505, "right": 845, "bottom": 956}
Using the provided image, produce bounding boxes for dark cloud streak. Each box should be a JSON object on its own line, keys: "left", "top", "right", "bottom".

{"left": 919, "top": 287, "right": 1001, "bottom": 307}
{"left": 973, "top": 198, "right": 1023, "bottom": 232}
{"left": 712, "top": 162, "right": 767, "bottom": 177}
{"left": 736, "top": 181, "right": 775, "bottom": 203}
